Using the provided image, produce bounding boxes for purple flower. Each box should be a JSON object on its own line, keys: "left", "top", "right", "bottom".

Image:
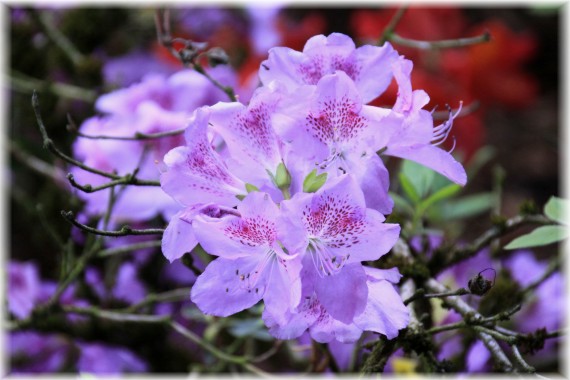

{"left": 263, "top": 266, "right": 408, "bottom": 343}
{"left": 102, "top": 51, "right": 178, "bottom": 87}
{"left": 209, "top": 84, "right": 288, "bottom": 194}
{"left": 273, "top": 72, "right": 394, "bottom": 213}
{"left": 160, "top": 107, "right": 246, "bottom": 207}
{"left": 76, "top": 342, "right": 147, "bottom": 374}
{"left": 85, "top": 262, "right": 147, "bottom": 305}
{"left": 261, "top": 176, "right": 406, "bottom": 342}
{"left": 260, "top": 33, "right": 398, "bottom": 103}
{"left": 191, "top": 192, "right": 302, "bottom": 320}
{"left": 9, "top": 332, "right": 71, "bottom": 373}
{"left": 8, "top": 261, "right": 41, "bottom": 319}
{"left": 162, "top": 203, "right": 239, "bottom": 263}
{"left": 379, "top": 57, "right": 467, "bottom": 185}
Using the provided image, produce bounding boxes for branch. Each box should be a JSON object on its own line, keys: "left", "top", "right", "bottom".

{"left": 97, "top": 240, "right": 162, "bottom": 258}
{"left": 424, "top": 278, "right": 514, "bottom": 372}
{"left": 61, "top": 211, "right": 165, "bottom": 237}
{"left": 520, "top": 258, "right": 561, "bottom": 296}
{"left": 62, "top": 305, "right": 171, "bottom": 324}
{"left": 404, "top": 287, "right": 470, "bottom": 306}
{"left": 154, "top": 9, "right": 237, "bottom": 102}
{"left": 10, "top": 71, "right": 96, "bottom": 102}
{"left": 379, "top": 6, "right": 408, "bottom": 45}
{"left": 32, "top": 92, "right": 160, "bottom": 187}
{"left": 122, "top": 287, "right": 192, "bottom": 313}
{"left": 8, "top": 142, "right": 68, "bottom": 187}
{"left": 67, "top": 172, "right": 159, "bottom": 194}
{"left": 389, "top": 31, "right": 491, "bottom": 50}
{"left": 430, "top": 214, "right": 553, "bottom": 274}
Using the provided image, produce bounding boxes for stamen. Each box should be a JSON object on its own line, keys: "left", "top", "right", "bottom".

{"left": 431, "top": 101, "right": 463, "bottom": 147}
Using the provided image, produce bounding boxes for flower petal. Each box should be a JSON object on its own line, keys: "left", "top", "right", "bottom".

{"left": 353, "top": 280, "right": 409, "bottom": 339}
{"left": 191, "top": 257, "right": 266, "bottom": 317}
{"left": 160, "top": 107, "right": 245, "bottom": 207}
{"left": 384, "top": 144, "right": 467, "bottom": 185}
{"left": 161, "top": 207, "right": 199, "bottom": 263}
{"left": 314, "top": 263, "right": 368, "bottom": 324}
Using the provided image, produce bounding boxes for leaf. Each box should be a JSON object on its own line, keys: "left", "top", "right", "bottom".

{"left": 418, "top": 184, "right": 461, "bottom": 214}
{"left": 544, "top": 196, "right": 568, "bottom": 225}
{"left": 435, "top": 193, "right": 495, "bottom": 220}
{"left": 398, "top": 173, "right": 420, "bottom": 204}
{"left": 389, "top": 191, "right": 415, "bottom": 216}
{"left": 401, "top": 160, "right": 434, "bottom": 198}
{"left": 275, "top": 162, "right": 291, "bottom": 189}
{"left": 303, "top": 169, "right": 327, "bottom": 193}
{"left": 466, "top": 146, "right": 496, "bottom": 180}
{"left": 504, "top": 225, "right": 570, "bottom": 250}
{"left": 228, "top": 318, "right": 273, "bottom": 341}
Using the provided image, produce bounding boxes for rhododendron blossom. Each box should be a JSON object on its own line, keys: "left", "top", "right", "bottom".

{"left": 159, "top": 32, "right": 468, "bottom": 343}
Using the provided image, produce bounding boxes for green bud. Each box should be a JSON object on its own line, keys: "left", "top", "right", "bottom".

{"left": 275, "top": 162, "right": 292, "bottom": 190}
{"left": 303, "top": 169, "right": 328, "bottom": 193}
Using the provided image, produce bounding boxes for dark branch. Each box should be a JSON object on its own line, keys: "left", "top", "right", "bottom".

{"left": 61, "top": 210, "right": 164, "bottom": 237}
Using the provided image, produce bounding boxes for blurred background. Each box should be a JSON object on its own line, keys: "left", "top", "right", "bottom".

{"left": 6, "top": 4, "right": 562, "bottom": 374}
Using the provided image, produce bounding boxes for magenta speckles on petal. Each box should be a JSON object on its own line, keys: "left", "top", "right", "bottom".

{"left": 224, "top": 216, "right": 277, "bottom": 247}
{"left": 307, "top": 96, "right": 366, "bottom": 145}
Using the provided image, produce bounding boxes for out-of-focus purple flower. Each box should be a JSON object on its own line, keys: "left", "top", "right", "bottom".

{"left": 103, "top": 51, "right": 178, "bottom": 86}
{"left": 503, "top": 250, "right": 564, "bottom": 332}
{"left": 246, "top": 6, "right": 282, "bottom": 55}
{"left": 260, "top": 33, "right": 398, "bottom": 104}
{"left": 76, "top": 342, "right": 148, "bottom": 374}
{"left": 9, "top": 332, "right": 71, "bottom": 374}
{"left": 72, "top": 67, "right": 238, "bottom": 223}
{"left": 8, "top": 261, "right": 41, "bottom": 319}
{"left": 85, "top": 262, "right": 147, "bottom": 304}
{"left": 176, "top": 8, "right": 247, "bottom": 40}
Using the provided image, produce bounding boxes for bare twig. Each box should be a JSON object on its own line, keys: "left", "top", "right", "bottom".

{"left": 510, "top": 344, "right": 536, "bottom": 373}
{"left": 122, "top": 287, "right": 192, "bottom": 313}
{"left": 10, "top": 71, "right": 96, "bottom": 102}
{"left": 61, "top": 210, "right": 164, "bottom": 237}
{"left": 32, "top": 92, "right": 159, "bottom": 187}
{"left": 72, "top": 127, "right": 186, "bottom": 141}
{"left": 67, "top": 172, "right": 159, "bottom": 194}
{"left": 97, "top": 240, "right": 162, "bottom": 258}
{"left": 379, "top": 6, "right": 408, "bottom": 45}
{"left": 404, "top": 287, "right": 469, "bottom": 306}
{"left": 389, "top": 31, "right": 491, "bottom": 50}
{"left": 424, "top": 278, "right": 514, "bottom": 371}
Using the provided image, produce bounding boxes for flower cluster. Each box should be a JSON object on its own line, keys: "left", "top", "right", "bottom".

{"left": 160, "top": 33, "right": 467, "bottom": 343}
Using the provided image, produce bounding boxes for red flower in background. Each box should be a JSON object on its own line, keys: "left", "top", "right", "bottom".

{"left": 351, "top": 7, "right": 538, "bottom": 161}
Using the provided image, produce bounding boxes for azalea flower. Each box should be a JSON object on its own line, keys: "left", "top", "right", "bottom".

{"left": 260, "top": 32, "right": 398, "bottom": 103}
{"left": 160, "top": 107, "right": 246, "bottom": 207}
{"left": 273, "top": 71, "right": 394, "bottom": 213}
{"left": 191, "top": 192, "right": 302, "bottom": 321}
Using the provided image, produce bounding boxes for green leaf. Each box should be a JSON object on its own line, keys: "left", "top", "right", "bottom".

{"left": 401, "top": 160, "right": 434, "bottom": 198}
{"left": 245, "top": 183, "right": 259, "bottom": 193}
{"left": 504, "top": 225, "right": 570, "bottom": 250}
{"left": 398, "top": 173, "right": 420, "bottom": 204}
{"left": 303, "top": 169, "right": 327, "bottom": 193}
{"left": 418, "top": 184, "right": 461, "bottom": 214}
{"left": 466, "top": 146, "right": 496, "bottom": 180}
{"left": 389, "top": 191, "right": 415, "bottom": 216}
{"left": 228, "top": 318, "right": 273, "bottom": 341}
{"left": 544, "top": 196, "right": 568, "bottom": 225}
{"left": 436, "top": 193, "right": 495, "bottom": 220}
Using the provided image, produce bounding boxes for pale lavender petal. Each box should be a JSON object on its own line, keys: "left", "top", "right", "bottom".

{"left": 385, "top": 144, "right": 467, "bottom": 186}
{"left": 262, "top": 298, "right": 318, "bottom": 341}
{"left": 191, "top": 257, "right": 266, "bottom": 317}
{"left": 353, "top": 280, "right": 409, "bottom": 339}
{"left": 352, "top": 42, "right": 398, "bottom": 103}
{"left": 193, "top": 193, "right": 279, "bottom": 260}
{"left": 309, "top": 313, "right": 363, "bottom": 344}
{"left": 364, "top": 267, "right": 403, "bottom": 284}
{"left": 262, "top": 256, "right": 302, "bottom": 325}
{"left": 314, "top": 264, "right": 368, "bottom": 324}
{"left": 345, "top": 154, "right": 393, "bottom": 214}
{"left": 162, "top": 208, "right": 198, "bottom": 263}
{"left": 160, "top": 107, "right": 245, "bottom": 206}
